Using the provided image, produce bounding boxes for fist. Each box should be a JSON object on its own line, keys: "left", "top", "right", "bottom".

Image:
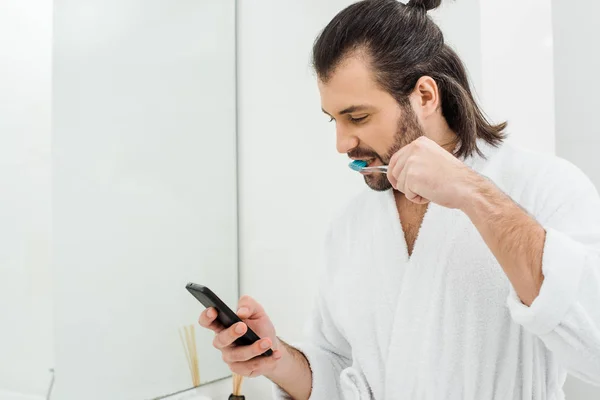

{"left": 387, "top": 136, "right": 477, "bottom": 209}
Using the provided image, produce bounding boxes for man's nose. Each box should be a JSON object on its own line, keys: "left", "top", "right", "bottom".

{"left": 336, "top": 125, "right": 359, "bottom": 154}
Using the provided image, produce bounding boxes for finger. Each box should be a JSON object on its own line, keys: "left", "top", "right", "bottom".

{"left": 404, "top": 188, "right": 422, "bottom": 203}
{"left": 412, "top": 195, "right": 430, "bottom": 204}
{"left": 396, "top": 161, "right": 428, "bottom": 203}
{"left": 386, "top": 155, "right": 398, "bottom": 189}
{"left": 222, "top": 337, "right": 273, "bottom": 363}
{"left": 396, "top": 163, "right": 413, "bottom": 199}
{"left": 388, "top": 146, "right": 413, "bottom": 190}
{"left": 213, "top": 322, "right": 247, "bottom": 350}
{"left": 228, "top": 349, "right": 283, "bottom": 377}
{"left": 387, "top": 150, "right": 400, "bottom": 179}
{"left": 237, "top": 295, "right": 265, "bottom": 320}
{"left": 391, "top": 156, "right": 408, "bottom": 192}
{"left": 387, "top": 154, "right": 402, "bottom": 190}
{"left": 198, "top": 308, "right": 225, "bottom": 334}
{"left": 398, "top": 163, "right": 430, "bottom": 204}
{"left": 387, "top": 172, "right": 398, "bottom": 190}
{"left": 388, "top": 140, "right": 414, "bottom": 169}
{"left": 393, "top": 144, "right": 413, "bottom": 172}
{"left": 387, "top": 142, "right": 405, "bottom": 168}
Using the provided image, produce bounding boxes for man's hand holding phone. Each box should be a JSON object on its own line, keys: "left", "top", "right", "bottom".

{"left": 199, "top": 295, "right": 283, "bottom": 377}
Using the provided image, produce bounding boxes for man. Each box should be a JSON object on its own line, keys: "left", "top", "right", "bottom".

{"left": 199, "top": 0, "right": 600, "bottom": 398}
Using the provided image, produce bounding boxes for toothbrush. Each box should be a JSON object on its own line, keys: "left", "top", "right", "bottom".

{"left": 349, "top": 160, "right": 388, "bottom": 173}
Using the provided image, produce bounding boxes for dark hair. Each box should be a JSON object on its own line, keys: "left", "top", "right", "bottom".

{"left": 312, "top": 0, "right": 506, "bottom": 158}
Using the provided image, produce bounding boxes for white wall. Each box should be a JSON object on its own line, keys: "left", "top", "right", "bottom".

{"left": 552, "top": 0, "right": 600, "bottom": 398}
{"left": 431, "top": 0, "right": 482, "bottom": 99}
{"left": 553, "top": 0, "right": 600, "bottom": 186}
{"left": 51, "top": 1, "right": 237, "bottom": 399}
{"left": 479, "top": 0, "right": 555, "bottom": 154}
{"left": 0, "top": 0, "right": 54, "bottom": 397}
{"left": 237, "top": 0, "right": 557, "bottom": 397}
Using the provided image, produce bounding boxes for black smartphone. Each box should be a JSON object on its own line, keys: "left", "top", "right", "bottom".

{"left": 186, "top": 282, "right": 273, "bottom": 357}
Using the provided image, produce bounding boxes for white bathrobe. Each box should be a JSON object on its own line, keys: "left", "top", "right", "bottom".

{"left": 273, "top": 140, "right": 600, "bottom": 400}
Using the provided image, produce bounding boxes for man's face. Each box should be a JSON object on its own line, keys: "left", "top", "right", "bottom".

{"left": 319, "top": 56, "right": 424, "bottom": 191}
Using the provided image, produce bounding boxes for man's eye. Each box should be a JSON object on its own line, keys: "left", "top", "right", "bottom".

{"left": 350, "top": 115, "right": 368, "bottom": 123}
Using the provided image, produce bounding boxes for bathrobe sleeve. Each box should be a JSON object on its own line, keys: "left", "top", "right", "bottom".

{"left": 273, "top": 229, "right": 353, "bottom": 399}
{"left": 506, "top": 159, "right": 600, "bottom": 385}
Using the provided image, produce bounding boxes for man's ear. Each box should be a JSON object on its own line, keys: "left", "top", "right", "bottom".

{"left": 409, "top": 75, "right": 440, "bottom": 119}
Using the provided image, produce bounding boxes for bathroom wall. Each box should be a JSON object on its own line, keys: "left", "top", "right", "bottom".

{"left": 552, "top": 0, "right": 600, "bottom": 397}
{"left": 479, "top": 0, "right": 555, "bottom": 154}
{"left": 51, "top": 1, "right": 237, "bottom": 399}
{"left": 0, "top": 0, "right": 54, "bottom": 397}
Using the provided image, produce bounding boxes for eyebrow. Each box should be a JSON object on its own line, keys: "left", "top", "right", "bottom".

{"left": 321, "top": 104, "right": 371, "bottom": 116}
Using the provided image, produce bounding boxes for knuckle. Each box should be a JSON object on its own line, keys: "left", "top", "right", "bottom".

{"left": 212, "top": 335, "right": 222, "bottom": 349}
{"left": 198, "top": 312, "right": 208, "bottom": 326}
{"left": 230, "top": 325, "right": 243, "bottom": 340}
{"left": 414, "top": 138, "right": 426, "bottom": 149}
{"left": 234, "top": 364, "right": 250, "bottom": 376}
{"left": 253, "top": 348, "right": 264, "bottom": 359}
{"left": 228, "top": 348, "right": 243, "bottom": 363}
{"left": 264, "top": 357, "right": 276, "bottom": 369}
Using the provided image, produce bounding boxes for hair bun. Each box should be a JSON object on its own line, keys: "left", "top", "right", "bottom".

{"left": 406, "top": 0, "right": 442, "bottom": 12}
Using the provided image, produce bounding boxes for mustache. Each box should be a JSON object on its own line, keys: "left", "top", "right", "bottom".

{"left": 347, "top": 148, "right": 380, "bottom": 160}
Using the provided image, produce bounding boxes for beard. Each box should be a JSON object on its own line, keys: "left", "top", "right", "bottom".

{"left": 350, "top": 105, "right": 425, "bottom": 192}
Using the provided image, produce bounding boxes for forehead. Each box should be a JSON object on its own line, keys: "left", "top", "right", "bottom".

{"left": 318, "top": 56, "right": 391, "bottom": 112}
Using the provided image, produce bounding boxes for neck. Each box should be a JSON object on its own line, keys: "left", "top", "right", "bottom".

{"left": 434, "top": 130, "right": 459, "bottom": 153}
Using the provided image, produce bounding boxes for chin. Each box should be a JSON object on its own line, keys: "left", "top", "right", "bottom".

{"left": 364, "top": 175, "right": 392, "bottom": 192}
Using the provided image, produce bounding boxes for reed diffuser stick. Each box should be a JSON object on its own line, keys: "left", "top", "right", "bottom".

{"left": 178, "top": 328, "right": 193, "bottom": 378}
{"left": 232, "top": 373, "right": 244, "bottom": 396}
{"left": 179, "top": 324, "right": 200, "bottom": 386}
{"left": 190, "top": 325, "right": 199, "bottom": 386}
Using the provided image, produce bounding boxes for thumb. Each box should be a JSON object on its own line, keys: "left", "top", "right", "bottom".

{"left": 237, "top": 307, "right": 251, "bottom": 319}
{"left": 236, "top": 295, "right": 265, "bottom": 319}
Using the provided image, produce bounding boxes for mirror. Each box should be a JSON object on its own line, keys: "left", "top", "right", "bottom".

{"left": 52, "top": 0, "right": 237, "bottom": 398}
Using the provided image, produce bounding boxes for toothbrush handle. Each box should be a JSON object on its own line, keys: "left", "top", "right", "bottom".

{"left": 361, "top": 166, "right": 388, "bottom": 173}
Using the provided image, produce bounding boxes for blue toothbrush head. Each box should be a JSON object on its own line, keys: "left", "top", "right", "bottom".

{"left": 349, "top": 160, "right": 368, "bottom": 171}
